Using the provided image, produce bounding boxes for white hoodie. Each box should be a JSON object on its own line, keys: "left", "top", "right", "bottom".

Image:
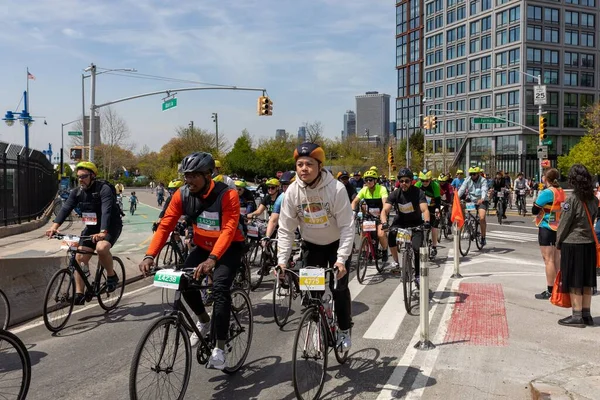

{"left": 277, "top": 170, "right": 355, "bottom": 266}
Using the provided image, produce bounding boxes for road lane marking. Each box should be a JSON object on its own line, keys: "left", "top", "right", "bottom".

{"left": 10, "top": 283, "right": 156, "bottom": 334}
{"left": 487, "top": 222, "right": 538, "bottom": 231}
{"left": 363, "top": 281, "right": 407, "bottom": 340}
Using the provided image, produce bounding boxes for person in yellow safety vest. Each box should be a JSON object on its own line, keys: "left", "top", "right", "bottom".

{"left": 532, "top": 168, "right": 566, "bottom": 300}
{"left": 212, "top": 160, "right": 236, "bottom": 189}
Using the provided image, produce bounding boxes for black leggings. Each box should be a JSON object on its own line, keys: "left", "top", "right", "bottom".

{"left": 388, "top": 229, "right": 424, "bottom": 277}
{"left": 303, "top": 240, "right": 353, "bottom": 331}
{"left": 182, "top": 242, "right": 243, "bottom": 341}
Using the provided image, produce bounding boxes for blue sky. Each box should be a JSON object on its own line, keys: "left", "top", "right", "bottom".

{"left": 0, "top": 0, "right": 395, "bottom": 157}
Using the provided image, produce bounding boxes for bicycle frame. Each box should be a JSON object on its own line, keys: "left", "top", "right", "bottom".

{"left": 65, "top": 246, "right": 105, "bottom": 297}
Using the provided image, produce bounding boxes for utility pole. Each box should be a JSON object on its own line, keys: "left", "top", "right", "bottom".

{"left": 189, "top": 121, "right": 194, "bottom": 131}
{"left": 212, "top": 113, "right": 219, "bottom": 154}
{"left": 85, "top": 63, "right": 97, "bottom": 162}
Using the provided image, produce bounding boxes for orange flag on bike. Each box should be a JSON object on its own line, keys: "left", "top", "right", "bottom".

{"left": 451, "top": 191, "right": 464, "bottom": 228}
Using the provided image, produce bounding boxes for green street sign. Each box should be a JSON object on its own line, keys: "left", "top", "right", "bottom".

{"left": 67, "top": 131, "right": 82, "bottom": 136}
{"left": 542, "top": 139, "right": 553, "bottom": 145}
{"left": 162, "top": 98, "right": 178, "bottom": 111}
{"left": 474, "top": 117, "right": 505, "bottom": 124}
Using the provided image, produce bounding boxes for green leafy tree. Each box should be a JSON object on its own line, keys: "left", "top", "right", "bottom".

{"left": 255, "top": 137, "right": 296, "bottom": 177}
{"left": 225, "top": 130, "right": 257, "bottom": 179}
{"left": 558, "top": 135, "right": 600, "bottom": 175}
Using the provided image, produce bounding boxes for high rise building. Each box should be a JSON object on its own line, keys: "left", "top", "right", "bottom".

{"left": 356, "top": 92, "right": 391, "bottom": 145}
{"left": 398, "top": 0, "right": 593, "bottom": 177}
{"left": 275, "top": 129, "right": 286, "bottom": 140}
{"left": 298, "top": 126, "right": 307, "bottom": 142}
{"left": 342, "top": 110, "right": 356, "bottom": 140}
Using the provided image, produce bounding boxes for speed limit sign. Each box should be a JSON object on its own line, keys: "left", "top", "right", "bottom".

{"left": 534, "top": 85, "right": 547, "bottom": 105}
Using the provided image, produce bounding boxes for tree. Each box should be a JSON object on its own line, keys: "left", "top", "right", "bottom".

{"left": 255, "top": 137, "right": 296, "bottom": 177}
{"left": 558, "top": 101, "right": 600, "bottom": 175}
{"left": 136, "top": 145, "right": 160, "bottom": 179}
{"left": 302, "top": 121, "right": 325, "bottom": 143}
{"left": 398, "top": 130, "right": 425, "bottom": 171}
{"left": 98, "top": 106, "right": 131, "bottom": 178}
{"left": 225, "top": 130, "right": 257, "bottom": 178}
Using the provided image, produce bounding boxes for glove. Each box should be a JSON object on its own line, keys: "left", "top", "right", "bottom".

{"left": 152, "top": 222, "right": 159, "bottom": 232}
{"left": 423, "top": 221, "right": 431, "bottom": 230}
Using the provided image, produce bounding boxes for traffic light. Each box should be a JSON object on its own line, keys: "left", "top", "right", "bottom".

{"left": 539, "top": 116, "right": 547, "bottom": 140}
{"left": 392, "top": 164, "right": 397, "bottom": 171}
{"left": 431, "top": 115, "right": 438, "bottom": 129}
{"left": 70, "top": 147, "right": 83, "bottom": 161}
{"left": 423, "top": 116, "right": 431, "bottom": 130}
{"left": 257, "top": 96, "right": 273, "bottom": 116}
{"left": 387, "top": 145, "right": 394, "bottom": 165}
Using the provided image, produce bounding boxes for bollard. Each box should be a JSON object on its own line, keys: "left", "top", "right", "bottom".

{"left": 451, "top": 222, "right": 463, "bottom": 279}
{"left": 414, "top": 245, "right": 435, "bottom": 350}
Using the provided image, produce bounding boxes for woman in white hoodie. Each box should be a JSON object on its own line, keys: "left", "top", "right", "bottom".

{"left": 277, "top": 142, "right": 355, "bottom": 351}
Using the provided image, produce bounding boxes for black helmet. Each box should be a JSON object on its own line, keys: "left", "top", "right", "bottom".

{"left": 339, "top": 170, "right": 349, "bottom": 179}
{"left": 180, "top": 152, "right": 215, "bottom": 174}
{"left": 280, "top": 171, "right": 296, "bottom": 185}
{"left": 397, "top": 167, "right": 413, "bottom": 179}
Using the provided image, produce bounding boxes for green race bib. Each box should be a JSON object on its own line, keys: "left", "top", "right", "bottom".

{"left": 153, "top": 269, "right": 184, "bottom": 290}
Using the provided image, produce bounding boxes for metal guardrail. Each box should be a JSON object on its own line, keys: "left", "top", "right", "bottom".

{"left": 0, "top": 142, "right": 58, "bottom": 226}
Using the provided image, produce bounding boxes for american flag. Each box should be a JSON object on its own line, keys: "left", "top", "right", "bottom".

{"left": 27, "top": 71, "right": 35, "bottom": 80}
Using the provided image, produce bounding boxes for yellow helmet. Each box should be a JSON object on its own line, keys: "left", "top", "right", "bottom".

{"left": 363, "top": 170, "right": 378, "bottom": 179}
{"left": 75, "top": 161, "right": 98, "bottom": 175}
{"left": 266, "top": 178, "right": 280, "bottom": 186}
{"left": 369, "top": 166, "right": 378, "bottom": 171}
{"left": 468, "top": 166, "right": 481, "bottom": 174}
{"left": 438, "top": 173, "right": 449, "bottom": 182}
{"left": 419, "top": 170, "right": 433, "bottom": 180}
{"left": 168, "top": 179, "right": 184, "bottom": 189}
{"left": 456, "top": 169, "right": 464, "bottom": 174}
{"left": 214, "top": 160, "right": 222, "bottom": 168}
{"left": 213, "top": 174, "right": 223, "bottom": 183}
{"left": 234, "top": 180, "right": 247, "bottom": 188}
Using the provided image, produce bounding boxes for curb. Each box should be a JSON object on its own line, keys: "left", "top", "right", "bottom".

{"left": 530, "top": 380, "right": 572, "bottom": 400}
{"left": 0, "top": 200, "right": 55, "bottom": 239}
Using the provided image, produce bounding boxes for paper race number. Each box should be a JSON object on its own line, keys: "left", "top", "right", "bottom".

{"left": 299, "top": 268, "right": 326, "bottom": 291}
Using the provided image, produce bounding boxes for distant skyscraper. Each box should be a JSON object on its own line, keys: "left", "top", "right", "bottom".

{"left": 389, "top": 122, "right": 397, "bottom": 139}
{"left": 343, "top": 110, "right": 356, "bottom": 140}
{"left": 356, "top": 92, "right": 390, "bottom": 144}
{"left": 298, "top": 126, "right": 306, "bottom": 142}
{"left": 275, "top": 129, "right": 286, "bottom": 140}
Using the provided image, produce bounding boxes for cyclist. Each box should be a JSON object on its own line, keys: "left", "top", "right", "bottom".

{"left": 457, "top": 166, "right": 489, "bottom": 246}
{"left": 46, "top": 162, "right": 122, "bottom": 305}
{"left": 414, "top": 170, "right": 441, "bottom": 258}
{"left": 265, "top": 171, "right": 295, "bottom": 238}
{"left": 350, "top": 172, "right": 364, "bottom": 190}
{"left": 492, "top": 171, "right": 509, "bottom": 219}
{"left": 139, "top": 152, "right": 245, "bottom": 370}
{"left": 247, "top": 178, "right": 280, "bottom": 219}
{"left": 351, "top": 169, "right": 389, "bottom": 261}
{"left": 213, "top": 160, "right": 236, "bottom": 189}
{"left": 337, "top": 170, "right": 357, "bottom": 203}
{"left": 129, "top": 191, "right": 138, "bottom": 213}
{"left": 277, "top": 142, "right": 354, "bottom": 351}
{"left": 514, "top": 172, "right": 531, "bottom": 216}
{"left": 235, "top": 180, "right": 256, "bottom": 218}
{"left": 451, "top": 170, "right": 464, "bottom": 191}
{"left": 381, "top": 168, "right": 430, "bottom": 286}
{"left": 156, "top": 182, "right": 165, "bottom": 206}
{"left": 438, "top": 173, "right": 454, "bottom": 205}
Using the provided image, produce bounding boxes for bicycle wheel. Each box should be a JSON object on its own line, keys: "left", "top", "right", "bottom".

{"left": 402, "top": 249, "right": 414, "bottom": 314}
{"left": 459, "top": 223, "right": 471, "bottom": 257}
{"left": 273, "top": 272, "right": 294, "bottom": 327}
{"left": 334, "top": 326, "right": 351, "bottom": 365}
{"left": 232, "top": 261, "right": 251, "bottom": 294}
{"left": 0, "top": 329, "right": 31, "bottom": 400}
{"left": 374, "top": 237, "right": 384, "bottom": 274}
{"left": 246, "top": 242, "right": 263, "bottom": 291}
{"left": 43, "top": 268, "right": 75, "bottom": 333}
{"left": 292, "top": 308, "right": 328, "bottom": 400}
{"left": 97, "top": 256, "right": 126, "bottom": 311}
{"left": 129, "top": 316, "right": 191, "bottom": 400}
{"left": 497, "top": 200, "right": 504, "bottom": 225}
{"left": 355, "top": 237, "right": 370, "bottom": 284}
{"left": 474, "top": 220, "right": 483, "bottom": 250}
{"left": 156, "top": 242, "right": 179, "bottom": 269}
{"left": 0, "top": 290, "right": 9, "bottom": 330}
{"left": 223, "top": 289, "right": 253, "bottom": 374}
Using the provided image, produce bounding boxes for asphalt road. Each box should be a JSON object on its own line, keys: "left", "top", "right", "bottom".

{"left": 8, "top": 199, "right": 569, "bottom": 400}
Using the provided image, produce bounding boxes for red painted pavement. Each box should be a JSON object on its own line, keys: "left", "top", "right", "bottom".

{"left": 444, "top": 283, "right": 509, "bottom": 346}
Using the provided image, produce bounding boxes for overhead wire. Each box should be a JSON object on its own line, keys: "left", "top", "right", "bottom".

{"left": 102, "top": 71, "right": 236, "bottom": 87}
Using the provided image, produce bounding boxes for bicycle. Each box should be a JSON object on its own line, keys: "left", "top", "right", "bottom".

{"left": 493, "top": 188, "right": 509, "bottom": 225}
{"left": 0, "top": 289, "right": 9, "bottom": 330}
{"left": 355, "top": 211, "right": 385, "bottom": 283}
{"left": 43, "top": 234, "right": 126, "bottom": 333}
{"left": 271, "top": 239, "right": 304, "bottom": 327}
{"left": 288, "top": 266, "right": 350, "bottom": 400}
{"left": 458, "top": 201, "right": 483, "bottom": 257}
{"left": 438, "top": 202, "right": 453, "bottom": 240}
{"left": 130, "top": 201, "right": 137, "bottom": 215}
{"left": 516, "top": 189, "right": 527, "bottom": 216}
{"left": 245, "top": 218, "right": 268, "bottom": 290}
{"left": 129, "top": 267, "right": 253, "bottom": 399}
{"left": 392, "top": 226, "right": 425, "bottom": 314}
{"left": 0, "top": 329, "right": 31, "bottom": 400}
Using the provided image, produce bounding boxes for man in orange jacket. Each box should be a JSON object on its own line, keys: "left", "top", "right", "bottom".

{"left": 139, "top": 152, "right": 245, "bottom": 370}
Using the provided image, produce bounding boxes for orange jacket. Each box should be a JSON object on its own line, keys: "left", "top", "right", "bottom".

{"left": 147, "top": 181, "right": 244, "bottom": 259}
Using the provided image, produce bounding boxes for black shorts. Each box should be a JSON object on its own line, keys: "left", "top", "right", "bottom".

{"left": 81, "top": 224, "right": 122, "bottom": 249}
{"left": 538, "top": 227, "right": 557, "bottom": 246}
{"left": 428, "top": 207, "right": 440, "bottom": 228}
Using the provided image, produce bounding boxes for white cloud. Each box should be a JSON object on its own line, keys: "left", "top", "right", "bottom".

{"left": 62, "top": 28, "right": 82, "bottom": 38}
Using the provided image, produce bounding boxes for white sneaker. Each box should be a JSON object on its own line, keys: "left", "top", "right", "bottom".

{"left": 207, "top": 347, "right": 226, "bottom": 370}
{"left": 336, "top": 330, "right": 351, "bottom": 352}
{"left": 190, "top": 320, "right": 210, "bottom": 347}
{"left": 390, "top": 262, "right": 400, "bottom": 273}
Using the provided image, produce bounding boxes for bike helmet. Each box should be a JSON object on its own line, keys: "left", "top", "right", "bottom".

{"left": 419, "top": 170, "right": 433, "bottom": 180}
{"left": 75, "top": 161, "right": 98, "bottom": 175}
{"left": 338, "top": 170, "right": 350, "bottom": 179}
{"left": 266, "top": 178, "right": 280, "bottom": 187}
{"left": 370, "top": 166, "right": 378, "bottom": 171}
{"left": 168, "top": 179, "right": 184, "bottom": 189}
{"left": 234, "top": 180, "right": 247, "bottom": 188}
{"left": 363, "top": 170, "right": 378, "bottom": 179}
{"left": 280, "top": 171, "right": 296, "bottom": 184}
{"left": 214, "top": 160, "right": 222, "bottom": 168}
{"left": 456, "top": 169, "right": 464, "bottom": 174}
{"left": 397, "top": 168, "right": 413, "bottom": 179}
{"left": 438, "top": 173, "right": 449, "bottom": 182}
{"left": 468, "top": 166, "right": 480, "bottom": 174}
{"left": 294, "top": 142, "right": 325, "bottom": 164}
{"left": 180, "top": 152, "right": 215, "bottom": 174}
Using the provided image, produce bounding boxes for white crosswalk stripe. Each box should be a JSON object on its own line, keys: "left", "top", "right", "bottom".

{"left": 486, "top": 229, "right": 538, "bottom": 243}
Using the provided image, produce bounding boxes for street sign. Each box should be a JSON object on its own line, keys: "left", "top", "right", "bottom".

{"left": 474, "top": 117, "right": 505, "bottom": 124}
{"left": 68, "top": 131, "right": 82, "bottom": 136}
{"left": 162, "top": 98, "right": 178, "bottom": 111}
{"left": 537, "top": 145, "right": 548, "bottom": 159}
{"left": 534, "top": 85, "right": 547, "bottom": 105}
{"left": 542, "top": 139, "right": 553, "bottom": 145}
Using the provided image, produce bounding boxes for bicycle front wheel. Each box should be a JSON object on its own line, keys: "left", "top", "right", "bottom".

{"left": 355, "top": 237, "right": 370, "bottom": 284}
{"left": 43, "top": 268, "right": 75, "bottom": 333}
{"left": 0, "top": 290, "right": 9, "bottom": 330}
{"left": 97, "top": 256, "right": 126, "bottom": 311}
{"left": 273, "top": 272, "right": 294, "bottom": 327}
{"left": 402, "top": 250, "right": 414, "bottom": 314}
{"left": 224, "top": 289, "right": 253, "bottom": 374}
{"left": 246, "top": 242, "right": 263, "bottom": 291}
{"left": 129, "top": 316, "right": 191, "bottom": 400}
{"left": 0, "top": 329, "right": 31, "bottom": 400}
{"left": 474, "top": 220, "right": 483, "bottom": 250}
{"left": 459, "top": 223, "right": 471, "bottom": 257}
{"left": 292, "top": 308, "right": 328, "bottom": 400}
{"left": 497, "top": 201, "right": 504, "bottom": 225}
{"left": 156, "top": 242, "right": 179, "bottom": 269}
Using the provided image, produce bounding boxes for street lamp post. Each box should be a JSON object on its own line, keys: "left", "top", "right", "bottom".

{"left": 3, "top": 91, "right": 34, "bottom": 152}
{"left": 212, "top": 113, "right": 219, "bottom": 154}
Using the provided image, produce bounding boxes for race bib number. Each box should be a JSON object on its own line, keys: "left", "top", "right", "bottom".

{"left": 398, "top": 202, "right": 415, "bottom": 214}
{"left": 60, "top": 235, "right": 80, "bottom": 250}
{"left": 465, "top": 203, "right": 476, "bottom": 211}
{"left": 520, "top": 189, "right": 526, "bottom": 195}
{"left": 441, "top": 194, "right": 447, "bottom": 201}
{"left": 82, "top": 212, "right": 97, "bottom": 226}
{"left": 396, "top": 229, "right": 412, "bottom": 244}
{"left": 196, "top": 211, "right": 220, "bottom": 231}
{"left": 153, "top": 269, "right": 184, "bottom": 290}
{"left": 368, "top": 207, "right": 381, "bottom": 217}
{"left": 299, "top": 268, "right": 326, "bottom": 291}
{"left": 302, "top": 202, "right": 330, "bottom": 229}
{"left": 247, "top": 225, "right": 259, "bottom": 238}
{"left": 362, "top": 220, "right": 376, "bottom": 232}
{"left": 240, "top": 207, "right": 248, "bottom": 216}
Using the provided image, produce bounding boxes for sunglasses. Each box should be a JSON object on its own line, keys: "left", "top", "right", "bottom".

{"left": 470, "top": 173, "right": 479, "bottom": 176}
{"left": 77, "top": 174, "right": 90, "bottom": 180}
{"left": 421, "top": 179, "right": 430, "bottom": 183}
{"left": 399, "top": 179, "right": 411, "bottom": 184}
{"left": 267, "top": 186, "right": 277, "bottom": 190}
{"left": 365, "top": 178, "right": 375, "bottom": 182}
